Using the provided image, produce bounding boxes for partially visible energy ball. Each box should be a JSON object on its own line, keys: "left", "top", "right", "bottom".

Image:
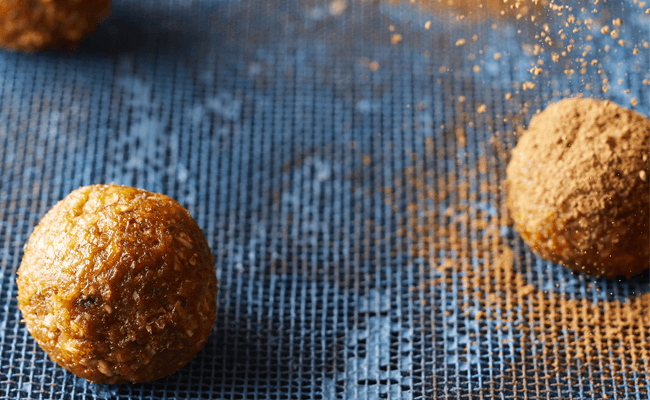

{"left": 0, "top": 0, "right": 110, "bottom": 51}
{"left": 506, "top": 98, "right": 650, "bottom": 278}
{"left": 17, "top": 184, "right": 218, "bottom": 383}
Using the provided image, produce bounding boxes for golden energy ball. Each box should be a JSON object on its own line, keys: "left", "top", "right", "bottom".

{"left": 0, "top": 0, "right": 111, "bottom": 51}
{"left": 506, "top": 98, "right": 649, "bottom": 278}
{"left": 17, "top": 184, "right": 218, "bottom": 383}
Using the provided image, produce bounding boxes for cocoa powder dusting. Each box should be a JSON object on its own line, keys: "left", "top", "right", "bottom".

{"left": 507, "top": 97, "right": 650, "bottom": 277}
{"left": 379, "top": 123, "right": 650, "bottom": 395}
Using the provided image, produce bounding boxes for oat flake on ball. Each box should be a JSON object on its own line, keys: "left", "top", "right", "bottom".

{"left": 506, "top": 98, "right": 649, "bottom": 278}
{"left": 0, "top": 0, "right": 110, "bottom": 51}
{"left": 17, "top": 184, "right": 218, "bottom": 384}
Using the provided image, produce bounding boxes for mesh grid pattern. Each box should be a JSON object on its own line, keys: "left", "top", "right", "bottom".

{"left": 0, "top": 0, "right": 648, "bottom": 398}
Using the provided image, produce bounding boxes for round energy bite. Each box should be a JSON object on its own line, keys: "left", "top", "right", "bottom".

{"left": 506, "top": 98, "right": 650, "bottom": 277}
{"left": 17, "top": 184, "right": 218, "bottom": 384}
{"left": 0, "top": 0, "right": 110, "bottom": 52}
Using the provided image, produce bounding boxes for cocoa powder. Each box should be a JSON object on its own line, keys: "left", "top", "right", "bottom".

{"left": 506, "top": 97, "right": 650, "bottom": 277}
{"left": 379, "top": 119, "right": 650, "bottom": 396}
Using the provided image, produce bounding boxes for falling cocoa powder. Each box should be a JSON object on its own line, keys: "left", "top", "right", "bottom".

{"left": 384, "top": 0, "right": 548, "bottom": 23}
{"left": 507, "top": 97, "right": 650, "bottom": 277}
{"left": 388, "top": 0, "right": 648, "bottom": 103}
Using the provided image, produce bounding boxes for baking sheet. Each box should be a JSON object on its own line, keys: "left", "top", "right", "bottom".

{"left": 0, "top": 0, "right": 648, "bottom": 398}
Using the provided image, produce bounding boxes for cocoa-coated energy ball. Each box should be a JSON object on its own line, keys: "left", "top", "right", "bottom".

{"left": 506, "top": 98, "right": 649, "bottom": 278}
{"left": 17, "top": 184, "right": 218, "bottom": 384}
{"left": 0, "top": 0, "right": 110, "bottom": 51}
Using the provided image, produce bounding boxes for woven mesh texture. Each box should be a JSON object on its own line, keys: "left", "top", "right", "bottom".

{"left": 1, "top": 0, "right": 649, "bottom": 398}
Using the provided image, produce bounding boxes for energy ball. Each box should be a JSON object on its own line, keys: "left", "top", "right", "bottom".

{"left": 0, "top": 0, "right": 110, "bottom": 51}
{"left": 17, "top": 184, "right": 218, "bottom": 384}
{"left": 507, "top": 98, "right": 650, "bottom": 278}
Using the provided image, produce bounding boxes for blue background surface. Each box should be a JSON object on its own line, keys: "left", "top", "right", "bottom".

{"left": 0, "top": 0, "right": 648, "bottom": 398}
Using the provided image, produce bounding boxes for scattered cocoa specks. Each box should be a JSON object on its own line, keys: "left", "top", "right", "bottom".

{"left": 393, "top": 0, "right": 645, "bottom": 111}
{"left": 372, "top": 0, "right": 649, "bottom": 387}
{"left": 522, "top": 81, "right": 536, "bottom": 90}
{"left": 376, "top": 120, "right": 650, "bottom": 391}
{"left": 455, "top": 127, "right": 466, "bottom": 147}
{"left": 329, "top": 0, "right": 346, "bottom": 16}
{"left": 519, "top": 284, "right": 535, "bottom": 296}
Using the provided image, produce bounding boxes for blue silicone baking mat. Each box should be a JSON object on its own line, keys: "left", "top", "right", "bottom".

{"left": 0, "top": 0, "right": 648, "bottom": 398}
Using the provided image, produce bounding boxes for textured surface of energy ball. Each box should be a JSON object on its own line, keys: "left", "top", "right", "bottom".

{"left": 507, "top": 98, "right": 649, "bottom": 277}
{"left": 0, "top": 0, "right": 110, "bottom": 51}
{"left": 17, "top": 184, "right": 218, "bottom": 384}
